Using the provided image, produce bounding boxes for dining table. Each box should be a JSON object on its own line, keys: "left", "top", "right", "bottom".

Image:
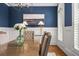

{"left": 5, "top": 39, "right": 40, "bottom": 56}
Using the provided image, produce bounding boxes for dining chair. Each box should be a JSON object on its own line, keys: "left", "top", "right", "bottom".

{"left": 39, "top": 31, "right": 48, "bottom": 55}
{"left": 24, "top": 30, "right": 34, "bottom": 43}
{"left": 41, "top": 32, "right": 48, "bottom": 46}
{"left": 44, "top": 32, "right": 51, "bottom": 56}
{"left": 40, "top": 32, "right": 51, "bottom": 56}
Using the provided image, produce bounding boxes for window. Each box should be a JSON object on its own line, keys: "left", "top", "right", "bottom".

{"left": 74, "top": 4, "right": 79, "bottom": 50}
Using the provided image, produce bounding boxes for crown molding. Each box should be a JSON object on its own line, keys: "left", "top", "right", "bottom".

{"left": 5, "top": 3, "right": 57, "bottom": 7}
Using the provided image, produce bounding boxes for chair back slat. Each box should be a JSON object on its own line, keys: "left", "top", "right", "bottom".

{"left": 40, "top": 32, "right": 51, "bottom": 56}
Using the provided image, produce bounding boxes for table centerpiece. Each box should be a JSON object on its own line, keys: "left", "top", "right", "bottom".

{"left": 14, "top": 23, "right": 26, "bottom": 47}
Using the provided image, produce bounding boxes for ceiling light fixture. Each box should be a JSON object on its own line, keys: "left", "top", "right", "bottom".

{"left": 17, "top": 3, "right": 29, "bottom": 8}
{"left": 6, "top": 3, "right": 30, "bottom": 8}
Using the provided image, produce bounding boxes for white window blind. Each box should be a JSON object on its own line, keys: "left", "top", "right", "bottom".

{"left": 74, "top": 4, "right": 79, "bottom": 50}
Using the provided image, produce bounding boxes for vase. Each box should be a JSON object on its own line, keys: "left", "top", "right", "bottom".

{"left": 16, "top": 29, "right": 24, "bottom": 47}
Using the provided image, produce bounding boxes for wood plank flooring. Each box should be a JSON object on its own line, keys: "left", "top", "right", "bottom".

{"left": 0, "top": 44, "right": 66, "bottom": 56}
{"left": 48, "top": 45, "right": 66, "bottom": 56}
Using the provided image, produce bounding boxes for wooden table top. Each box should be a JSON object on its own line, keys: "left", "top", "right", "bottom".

{"left": 5, "top": 40, "right": 40, "bottom": 56}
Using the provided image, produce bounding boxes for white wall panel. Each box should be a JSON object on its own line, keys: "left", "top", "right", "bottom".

{"left": 0, "top": 27, "right": 57, "bottom": 45}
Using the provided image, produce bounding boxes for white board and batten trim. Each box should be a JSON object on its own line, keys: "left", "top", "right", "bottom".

{"left": 0, "top": 27, "right": 19, "bottom": 45}
{"left": 0, "top": 27, "right": 57, "bottom": 45}
{"left": 27, "top": 27, "right": 58, "bottom": 45}
{"left": 0, "top": 27, "right": 9, "bottom": 45}
{"left": 57, "top": 26, "right": 74, "bottom": 56}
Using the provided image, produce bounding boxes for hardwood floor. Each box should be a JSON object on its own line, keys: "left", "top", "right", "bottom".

{"left": 0, "top": 44, "right": 66, "bottom": 56}
{"left": 48, "top": 45, "right": 66, "bottom": 56}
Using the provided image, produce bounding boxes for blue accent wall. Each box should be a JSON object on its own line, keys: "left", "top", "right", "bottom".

{"left": 0, "top": 4, "right": 72, "bottom": 27}
{"left": 9, "top": 6, "right": 57, "bottom": 27}
{"left": 65, "top": 3, "right": 72, "bottom": 26}
{"left": 0, "top": 3, "right": 9, "bottom": 27}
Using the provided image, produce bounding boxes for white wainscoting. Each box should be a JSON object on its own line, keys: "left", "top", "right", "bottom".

{"left": 27, "top": 27, "right": 58, "bottom": 45}
{"left": 0, "top": 27, "right": 9, "bottom": 45}
{"left": 0, "top": 27, "right": 57, "bottom": 45}
{"left": 57, "top": 26, "right": 76, "bottom": 56}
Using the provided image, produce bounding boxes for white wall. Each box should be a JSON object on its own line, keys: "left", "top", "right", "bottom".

{"left": 0, "top": 27, "right": 9, "bottom": 45}
{"left": 57, "top": 26, "right": 79, "bottom": 56}
{"left": 57, "top": 26, "right": 75, "bottom": 56}
{"left": 0, "top": 27, "right": 19, "bottom": 45}
{"left": 27, "top": 27, "right": 57, "bottom": 45}
{"left": 0, "top": 27, "right": 57, "bottom": 45}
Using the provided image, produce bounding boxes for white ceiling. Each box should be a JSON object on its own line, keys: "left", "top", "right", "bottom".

{"left": 5, "top": 3, "right": 57, "bottom": 7}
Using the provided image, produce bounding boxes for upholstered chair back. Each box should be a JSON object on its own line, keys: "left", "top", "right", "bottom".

{"left": 39, "top": 32, "right": 48, "bottom": 55}
{"left": 40, "top": 34, "right": 48, "bottom": 56}
{"left": 44, "top": 32, "right": 51, "bottom": 56}
{"left": 41, "top": 32, "right": 48, "bottom": 47}
{"left": 24, "top": 31, "right": 34, "bottom": 43}
{"left": 40, "top": 32, "right": 51, "bottom": 56}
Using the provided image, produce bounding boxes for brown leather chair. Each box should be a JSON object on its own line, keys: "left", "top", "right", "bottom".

{"left": 44, "top": 32, "right": 51, "bottom": 56}
{"left": 39, "top": 32, "right": 48, "bottom": 55}
{"left": 40, "top": 32, "right": 51, "bottom": 56}
{"left": 41, "top": 32, "right": 48, "bottom": 48}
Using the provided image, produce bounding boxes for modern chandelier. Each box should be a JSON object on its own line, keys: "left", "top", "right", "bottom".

{"left": 16, "top": 3, "right": 29, "bottom": 8}
{"left": 6, "top": 3, "right": 30, "bottom": 8}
